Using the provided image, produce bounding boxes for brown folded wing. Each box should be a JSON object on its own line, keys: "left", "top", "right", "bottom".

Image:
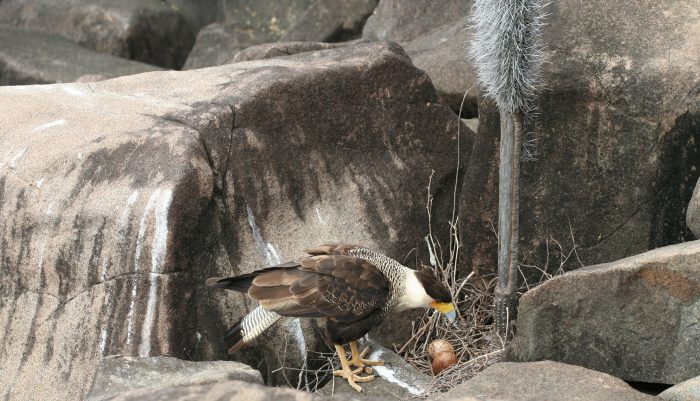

{"left": 249, "top": 253, "right": 390, "bottom": 322}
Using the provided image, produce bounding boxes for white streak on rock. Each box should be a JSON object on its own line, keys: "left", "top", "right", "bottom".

{"left": 139, "top": 189, "right": 173, "bottom": 357}
{"left": 32, "top": 119, "right": 66, "bottom": 132}
{"left": 99, "top": 328, "right": 109, "bottom": 355}
{"left": 126, "top": 189, "right": 161, "bottom": 346}
{"left": 46, "top": 201, "right": 56, "bottom": 215}
{"left": 265, "top": 242, "right": 281, "bottom": 266}
{"left": 369, "top": 349, "right": 424, "bottom": 395}
{"left": 10, "top": 148, "right": 27, "bottom": 168}
{"left": 100, "top": 257, "right": 110, "bottom": 282}
{"left": 315, "top": 208, "right": 326, "bottom": 225}
{"left": 289, "top": 318, "right": 306, "bottom": 356}
{"left": 35, "top": 178, "right": 45, "bottom": 188}
{"left": 246, "top": 205, "right": 269, "bottom": 263}
{"left": 62, "top": 86, "right": 86, "bottom": 97}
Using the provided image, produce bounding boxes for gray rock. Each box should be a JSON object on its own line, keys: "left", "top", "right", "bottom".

{"left": 659, "top": 375, "right": 700, "bottom": 401}
{"left": 317, "top": 340, "right": 431, "bottom": 399}
{"left": 184, "top": 0, "right": 318, "bottom": 69}
{"left": 182, "top": 21, "right": 277, "bottom": 70}
{"left": 403, "top": 16, "right": 478, "bottom": 117}
{"left": 507, "top": 240, "right": 700, "bottom": 384}
{"left": 85, "top": 355, "right": 262, "bottom": 401}
{"left": 686, "top": 179, "right": 700, "bottom": 238}
{"left": 459, "top": 0, "right": 700, "bottom": 279}
{"left": 0, "top": 0, "right": 216, "bottom": 69}
{"left": 0, "top": 41, "right": 470, "bottom": 401}
{"left": 362, "top": 0, "right": 470, "bottom": 43}
{"left": 438, "top": 361, "right": 659, "bottom": 401}
{"left": 229, "top": 40, "right": 368, "bottom": 63}
{"left": 282, "top": 0, "right": 378, "bottom": 43}
{"left": 100, "top": 380, "right": 358, "bottom": 401}
{"left": 362, "top": 1, "right": 476, "bottom": 116}
{"left": 185, "top": 1, "right": 377, "bottom": 70}
{"left": 219, "top": 0, "right": 315, "bottom": 37}
{"left": 0, "top": 24, "right": 161, "bottom": 85}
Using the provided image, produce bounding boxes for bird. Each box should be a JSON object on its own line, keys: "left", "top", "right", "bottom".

{"left": 206, "top": 243, "right": 457, "bottom": 392}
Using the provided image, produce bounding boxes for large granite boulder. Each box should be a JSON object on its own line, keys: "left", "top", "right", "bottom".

{"left": 185, "top": 0, "right": 319, "bottom": 70}
{"left": 281, "top": 0, "right": 378, "bottom": 43}
{"left": 506, "top": 240, "right": 700, "bottom": 384}
{"left": 361, "top": 0, "right": 476, "bottom": 116}
{"left": 659, "top": 375, "right": 700, "bottom": 401}
{"left": 184, "top": 0, "right": 377, "bottom": 70}
{"left": 86, "top": 356, "right": 262, "bottom": 401}
{"left": 0, "top": 24, "right": 161, "bottom": 85}
{"left": 362, "top": 0, "right": 469, "bottom": 43}
{"left": 0, "top": 0, "right": 217, "bottom": 69}
{"left": 438, "top": 361, "right": 659, "bottom": 401}
{"left": 0, "top": 41, "right": 470, "bottom": 401}
{"left": 460, "top": 0, "right": 700, "bottom": 278}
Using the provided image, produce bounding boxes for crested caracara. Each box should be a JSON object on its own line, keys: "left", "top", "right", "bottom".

{"left": 206, "top": 244, "right": 456, "bottom": 392}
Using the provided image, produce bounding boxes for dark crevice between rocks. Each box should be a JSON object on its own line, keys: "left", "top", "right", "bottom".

{"left": 649, "top": 110, "right": 700, "bottom": 247}
{"left": 626, "top": 380, "right": 673, "bottom": 396}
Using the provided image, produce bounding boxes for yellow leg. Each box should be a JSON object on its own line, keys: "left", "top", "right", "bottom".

{"left": 349, "top": 341, "right": 385, "bottom": 372}
{"left": 333, "top": 344, "right": 374, "bottom": 392}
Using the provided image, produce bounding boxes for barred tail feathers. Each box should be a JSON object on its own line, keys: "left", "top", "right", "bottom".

{"left": 225, "top": 306, "right": 281, "bottom": 353}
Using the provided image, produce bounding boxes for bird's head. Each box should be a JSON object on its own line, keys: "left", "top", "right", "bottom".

{"left": 401, "top": 266, "right": 456, "bottom": 324}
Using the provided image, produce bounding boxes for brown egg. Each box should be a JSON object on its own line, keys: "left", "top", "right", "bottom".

{"left": 428, "top": 339, "right": 457, "bottom": 375}
{"left": 428, "top": 339, "right": 454, "bottom": 358}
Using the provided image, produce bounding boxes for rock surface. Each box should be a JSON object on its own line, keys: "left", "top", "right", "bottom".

{"left": 182, "top": 21, "right": 276, "bottom": 70}
{"left": 0, "top": 0, "right": 216, "bottom": 69}
{"left": 317, "top": 340, "right": 431, "bottom": 399}
{"left": 460, "top": 0, "right": 700, "bottom": 278}
{"left": 659, "top": 375, "right": 700, "bottom": 401}
{"left": 507, "top": 240, "right": 700, "bottom": 384}
{"left": 686, "top": 179, "right": 700, "bottom": 239}
{"left": 184, "top": 0, "right": 377, "bottom": 70}
{"left": 0, "top": 41, "right": 470, "bottom": 401}
{"left": 0, "top": 24, "right": 162, "bottom": 85}
{"left": 362, "top": 0, "right": 470, "bottom": 43}
{"left": 184, "top": 0, "right": 314, "bottom": 70}
{"left": 230, "top": 41, "right": 367, "bottom": 64}
{"left": 281, "top": 0, "right": 378, "bottom": 43}
{"left": 439, "top": 361, "right": 659, "bottom": 401}
{"left": 99, "top": 381, "right": 358, "bottom": 401}
{"left": 86, "top": 355, "right": 262, "bottom": 401}
{"left": 362, "top": 0, "right": 477, "bottom": 116}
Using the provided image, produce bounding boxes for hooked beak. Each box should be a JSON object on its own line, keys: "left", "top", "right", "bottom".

{"left": 432, "top": 302, "right": 457, "bottom": 324}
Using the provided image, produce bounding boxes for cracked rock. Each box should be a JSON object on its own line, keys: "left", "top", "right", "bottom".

{"left": 506, "top": 240, "right": 700, "bottom": 384}
{"left": 438, "top": 361, "right": 658, "bottom": 401}
{"left": 0, "top": 41, "right": 470, "bottom": 401}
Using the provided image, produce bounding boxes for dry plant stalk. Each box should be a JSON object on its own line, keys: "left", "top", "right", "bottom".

{"left": 398, "top": 173, "right": 576, "bottom": 397}
{"left": 395, "top": 173, "right": 506, "bottom": 397}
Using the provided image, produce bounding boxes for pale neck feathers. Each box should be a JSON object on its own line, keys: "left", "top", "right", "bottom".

{"left": 348, "top": 247, "right": 432, "bottom": 311}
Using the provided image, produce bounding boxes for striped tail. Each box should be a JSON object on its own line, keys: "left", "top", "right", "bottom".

{"left": 224, "top": 306, "right": 281, "bottom": 353}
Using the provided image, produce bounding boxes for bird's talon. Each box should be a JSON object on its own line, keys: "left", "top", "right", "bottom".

{"left": 359, "top": 347, "right": 371, "bottom": 358}
{"left": 364, "top": 366, "right": 373, "bottom": 374}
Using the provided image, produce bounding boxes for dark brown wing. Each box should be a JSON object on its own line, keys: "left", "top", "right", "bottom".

{"left": 248, "top": 254, "right": 390, "bottom": 322}
{"left": 304, "top": 243, "right": 359, "bottom": 256}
